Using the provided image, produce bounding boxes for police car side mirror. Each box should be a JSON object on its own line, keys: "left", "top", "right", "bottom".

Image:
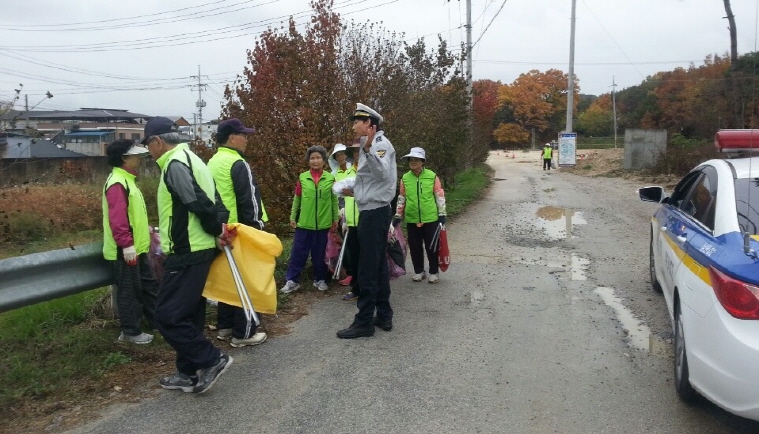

{"left": 638, "top": 186, "right": 667, "bottom": 203}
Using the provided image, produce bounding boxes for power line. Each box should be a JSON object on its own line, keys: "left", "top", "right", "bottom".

{"left": 0, "top": 0, "right": 386, "bottom": 53}
{"left": 472, "top": 0, "right": 508, "bottom": 48}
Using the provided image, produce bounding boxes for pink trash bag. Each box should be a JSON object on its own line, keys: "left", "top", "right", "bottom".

{"left": 387, "top": 224, "right": 407, "bottom": 280}
{"left": 148, "top": 227, "right": 166, "bottom": 282}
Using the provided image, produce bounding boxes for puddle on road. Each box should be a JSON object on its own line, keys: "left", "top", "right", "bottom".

{"left": 535, "top": 206, "right": 587, "bottom": 240}
{"left": 594, "top": 287, "right": 652, "bottom": 351}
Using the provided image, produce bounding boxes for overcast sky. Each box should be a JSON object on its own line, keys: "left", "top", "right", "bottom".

{"left": 1, "top": 0, "right": 756, "bottom": 122}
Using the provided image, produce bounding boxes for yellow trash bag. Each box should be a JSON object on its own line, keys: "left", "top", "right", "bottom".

{"left": 203, "top": 223, "right": 283, "bottom": 314}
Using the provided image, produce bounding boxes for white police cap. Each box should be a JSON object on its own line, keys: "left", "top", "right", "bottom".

{"left": 351, "top": 103, "right": 383, "bottom": 123}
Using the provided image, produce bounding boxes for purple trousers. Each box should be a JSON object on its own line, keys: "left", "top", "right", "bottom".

{"left": 285, "top": 228, "right": 330, "bottom": 282}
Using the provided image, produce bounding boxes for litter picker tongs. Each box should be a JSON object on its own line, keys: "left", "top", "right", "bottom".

{"left": 222, "top": 244, "right": 260, "bottom": 338}
{"left": 332, "top": 226, "right": 350, "bottom": 280}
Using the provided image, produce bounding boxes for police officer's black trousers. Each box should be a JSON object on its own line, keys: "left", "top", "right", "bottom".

{"left": 344, "top": 226, "right": 360, "bottom": 294}
{"left": 156, "top": 259, "right": 221, "bottom": 376}
{"left": 354, "top": 205, "right": 393, "bottom": 327}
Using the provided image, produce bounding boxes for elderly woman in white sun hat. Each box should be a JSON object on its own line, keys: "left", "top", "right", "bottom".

{"left": 393, "top": 146, "right": 447, "bottom": 284}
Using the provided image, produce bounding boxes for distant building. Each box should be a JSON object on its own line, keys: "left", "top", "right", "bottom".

{"left": 1, "top": 133, "right": 87, "bottom": 159}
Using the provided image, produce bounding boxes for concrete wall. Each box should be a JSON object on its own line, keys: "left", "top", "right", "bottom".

{"left": 623, "top": 129, "right": 667, "bottom": 170}
{"left": 0, "top": 157, "right": 159, "bottom": 187}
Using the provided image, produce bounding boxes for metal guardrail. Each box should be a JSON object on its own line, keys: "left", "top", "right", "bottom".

{"left": 0, "top": 242, "right": 113, "bottom": 314}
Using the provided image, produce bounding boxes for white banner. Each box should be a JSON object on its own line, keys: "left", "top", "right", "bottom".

{"left": 558, "top": 132, "right": 577, "bottom": 167}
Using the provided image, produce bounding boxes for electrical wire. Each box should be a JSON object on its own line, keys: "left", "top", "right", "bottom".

{"left": 579, "top": 0, "right": 645, "bottom": 80}
{"left": 472, "top": 0, "right": 508, "bottom": 48}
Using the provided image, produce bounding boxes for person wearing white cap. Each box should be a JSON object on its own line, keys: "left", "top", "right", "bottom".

{"left": 102, "top": 139, "right": 157, "bottom": 345}
{"left": 329, "top": 143, "right": 360, "bottom": 291}
{"left": 394, "top": 147, "right": 447, "bottom": 284}
{"left": 337, "top": 103, "right": 397, "bottom": 339}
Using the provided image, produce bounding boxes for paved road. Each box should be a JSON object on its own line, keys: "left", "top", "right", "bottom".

{"left": 68, "top": 152, "right": 759, "bottom": 433}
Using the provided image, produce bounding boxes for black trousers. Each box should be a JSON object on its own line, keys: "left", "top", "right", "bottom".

{"left": 217, "top": 303, "right": 258, "bottom": 339}
{"left": 354, "top": 205, "right": 393, "bottom": 326}
{"left": 543, "top": 158, "right": 552, "bottom": 170}
{"left": 344, "top": 226, "right": 360, "bottom": 294}
{"left": 112, "top": 253, "right": 158, "bottom": 336}
{"left": 156, "top": 258, "right": 221, "bottom": 376}
{"left": 407, "top": 222, "right": 439, "bottom": 275}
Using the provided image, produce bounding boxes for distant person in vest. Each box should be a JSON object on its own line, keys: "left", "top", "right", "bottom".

{"left": 102, "top": 139, "right": 158, "bottom": 345}
{"left": 280, "top": 145, "right": 339, "bottom": 294}
{"left": 337, "top": 103, "right": 397, "bottom": 339}
{"left": 207, "top": 118, "right": 267, "bottom": 348}
{"left": 142, "top": 117, "right": 235, "bottom": 394}
{"left": 394, "top": 147, "right": 447, "bottom": 284}
{"left": 329, "top": 142, "right": 361, "bottom": 300}
{"left": 542, "top": 143, "right": 553, "bottom": 170}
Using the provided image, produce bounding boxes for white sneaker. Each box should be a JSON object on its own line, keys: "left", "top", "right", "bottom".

{"left": 313, "top": 280, "right": 329, "bottom": 291}
{"left": 230, "top": 332, "right": 267, "bottom": 348}
{"left": 412, "top": 272, "right": 426, "bottom": 282}
{"left": 280, "top": 280, "right": 300, "bottom": 294}
{"left": 428, "top": 273, "right": 439, "bottom": 284}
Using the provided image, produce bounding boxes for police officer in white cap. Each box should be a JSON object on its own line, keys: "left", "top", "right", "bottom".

{"left": 337, "top": 103, "right": 397, "bottom": 339}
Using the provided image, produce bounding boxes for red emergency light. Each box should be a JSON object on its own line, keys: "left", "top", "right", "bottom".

{"left": 714, "top": 129, "right": 759, "bottom": 154}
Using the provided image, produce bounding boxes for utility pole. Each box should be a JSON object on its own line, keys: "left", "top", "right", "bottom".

{"left": 25, "top": 94, "right": 29, "bottom": 129}
{"left": 191, "top": 65, "right": 207, "bottom": 143}
{"left": 565, "top": 0, "right": 577, "bottom": 133}
{"left": 465, "top": 0, "right": 472, "bottom": 103}
{"left": 611, "top": 76, "right": 618, "bottom": 148}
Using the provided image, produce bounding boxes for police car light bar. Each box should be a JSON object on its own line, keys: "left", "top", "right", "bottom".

{"left": 714, "top": 129, "right": 759, "bottom": 154}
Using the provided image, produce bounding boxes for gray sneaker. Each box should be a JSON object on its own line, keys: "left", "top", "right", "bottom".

{"left": 230, "top": 332, "right": 267, "bottom": 348}
{"left": 313, "top": 280, "right": 329, "bottom": 291}
{"left": 216, "top": 328, "right": 233, "bottom": 341}
{"left": 118, "top": 332, "right": 153, "bottom": 344}
{"left": 279, "top": 280, "right": 300, "bottom": 294}
{"left": 159, "top": 372, "right": 197, "bottom": 393}
{"left": 193, "top": 353, "right": 233, "bottom": 394}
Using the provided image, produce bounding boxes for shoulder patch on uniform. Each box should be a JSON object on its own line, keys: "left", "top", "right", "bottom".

{"left": 376, "top": 136, "right": 383, "bottom": 142}
{"left": 376, "top": 150, "right": 387, "bottom": 158}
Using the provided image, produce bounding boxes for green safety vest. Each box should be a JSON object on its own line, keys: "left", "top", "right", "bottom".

{"left": 156, "top": 143, "right": 217, "bottom": 254}
{"left": 208, "top": 147, "right": 244, "bottom": 224}
{"left": 335, "top": 166, "right": 359, "bottom": 227}
{"left": 543, "top": 147, "right": 553, "bottom": 159}
{"left": 102, "top": 167, "right": 150, "bottom": 260}
{"left": 291, "top": 170, "right": 337, "bottom": 230}
{"left": 402, "top": 168, "right": 438, "bottom": 224}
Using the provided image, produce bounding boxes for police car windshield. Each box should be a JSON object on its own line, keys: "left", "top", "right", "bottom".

{"left": 735, "top": 177, "right": 759, "bottom": 235}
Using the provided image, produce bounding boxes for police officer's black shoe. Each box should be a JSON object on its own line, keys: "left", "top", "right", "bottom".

{"left": 373, "top": 317, "right": 393, "bottom": 332}
{"left": 336, "top": 323, "right": 375, "bottom": 339}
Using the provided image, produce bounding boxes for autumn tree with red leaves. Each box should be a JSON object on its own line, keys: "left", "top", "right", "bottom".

{"left": 222, "top": 0, "right": 475, "bottom": 235}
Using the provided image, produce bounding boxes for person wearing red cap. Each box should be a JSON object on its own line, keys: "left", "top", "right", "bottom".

{"left": 207, "top": 118, "right": 267, "bottom": 348}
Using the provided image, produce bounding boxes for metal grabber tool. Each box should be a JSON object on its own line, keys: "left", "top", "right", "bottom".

{"left": 222, "top": 244, "right": 260, "bottom": 338}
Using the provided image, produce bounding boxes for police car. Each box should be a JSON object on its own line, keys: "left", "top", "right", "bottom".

{"left": 639, "top": 129, "right": 759, "bottom": 421}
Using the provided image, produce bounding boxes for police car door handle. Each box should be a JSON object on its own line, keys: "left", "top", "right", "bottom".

{"left": 676, "top": 235, "right": 687, "bottom": 243}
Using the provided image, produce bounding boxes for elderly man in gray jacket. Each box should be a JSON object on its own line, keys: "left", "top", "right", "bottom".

{"left": 337, "top": 103, "right": 397, "bottom": 339}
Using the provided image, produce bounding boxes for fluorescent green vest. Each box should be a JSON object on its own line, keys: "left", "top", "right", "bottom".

{"left": 294, "top": 170, "right": 336, "bottom": 230}
{"left": 402, "top": 168, "right": 438, "bottom": 224}
{"left": 335, "top": 166, "right": 359, "bottom": 227}
{"left": 102, "top": 167, "right": 150, "bottom": 260}
{"left": 543, "top": 147, "right": 553, "bottom": 159}
{"left": 156, "top": 143, "right": 217, "bottom": 254}
{"left": 208, "top": 147, "right": 243, "bottom": 223}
